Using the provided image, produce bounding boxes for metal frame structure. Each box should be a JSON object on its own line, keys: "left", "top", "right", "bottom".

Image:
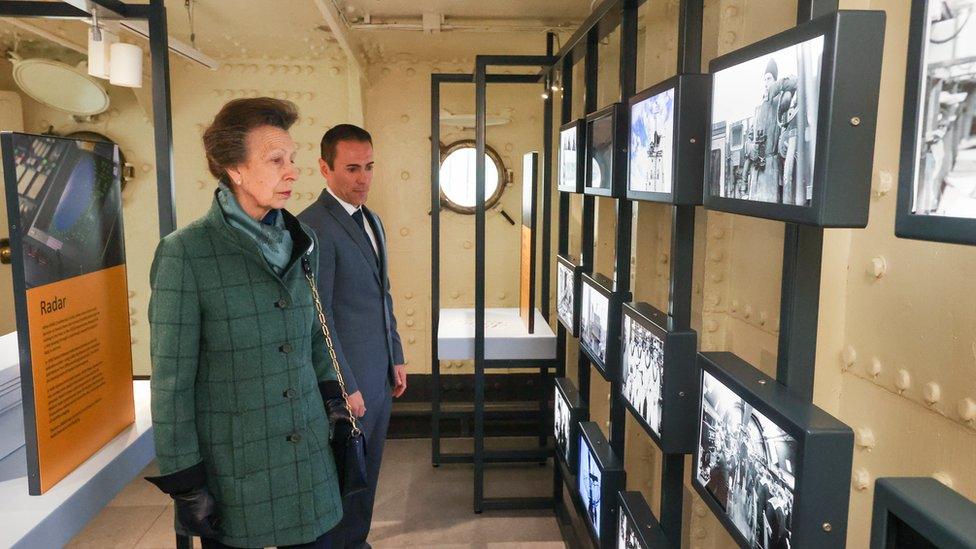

{"left": 0, "top": 0, "right": 179, "bottom": 543}
{"left": 0, "top": 0, "right": 177, "bottom": 237}
{"left": 429, "top": 48, "right": 559, "bottom": 513}
{"left": 870, "top": 477, "right": 976, "bottom": 549}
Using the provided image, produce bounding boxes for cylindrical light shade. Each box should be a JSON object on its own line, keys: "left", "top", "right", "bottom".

{"left": 109, "top": 42, "right": 143, "bottom": 88}
{"left": 87, "top": 27, "right": 117, "bottom": 79}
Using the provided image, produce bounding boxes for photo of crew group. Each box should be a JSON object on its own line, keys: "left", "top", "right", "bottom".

{"left": 696, "top": 371, "right": 797, "bottom": 549}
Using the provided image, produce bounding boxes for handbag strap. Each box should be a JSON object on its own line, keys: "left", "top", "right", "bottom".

{"left": 302, "top": 255, "right": 362, "bottom": 437}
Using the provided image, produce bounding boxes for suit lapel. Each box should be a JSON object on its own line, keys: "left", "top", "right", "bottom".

{"left": 362, "top": 205, "right": 388, "bottom": 281}
{"left": 318, "top": 190, "right": 381, "bottom": 282}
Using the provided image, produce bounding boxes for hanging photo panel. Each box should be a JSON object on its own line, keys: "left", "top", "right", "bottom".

{"left": 554, "top": 377, "right": 586, "bottom": 470}
{"left": 559, "top": 119, "right": 586, "bottom": 193}
{"left": 578, "top": 421, "right": 626, "bottom": 549}
{"left": 694, "top": 352, "right": 854, "bottom": 549}
{"left": 621, "top": 302, "right": 698, "bottom": 454}
{"left": 628, "top": 73, "right": 711, "bottom": 204}
{"left": 618, "top": 491, "right": 670, "bottom": 549}
{"left": 704, "top": 10, "right": 886, "bottom": 226}
{"left": 584, "top": 103, "right": 628, "bottom": 198}
{"left": 557, "top": 254, "right": 583, "bottom": 336}
{"left": 869, "top": 477, "right": 976, "bottom": 548}
{"left": 896, "top": 0, "right": 976, "bottom": 245}
{"left": 580, "top": 272, "right": 630, "bottom": 380}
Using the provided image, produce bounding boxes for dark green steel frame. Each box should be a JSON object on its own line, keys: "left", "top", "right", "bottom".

{"left": 870, "top": 477, "right": 976, "bottom": 549}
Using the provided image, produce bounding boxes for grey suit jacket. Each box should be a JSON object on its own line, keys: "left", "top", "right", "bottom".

{"left": 297, "top": 190, "right": 403, "bottom": 402}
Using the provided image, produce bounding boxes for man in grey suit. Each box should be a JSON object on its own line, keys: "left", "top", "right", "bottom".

{"left": 298, "top": 124, "right": 406, "bottom": 549}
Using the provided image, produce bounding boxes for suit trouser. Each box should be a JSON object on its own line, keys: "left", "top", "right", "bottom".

{"left": 334, "top": 388, "right": 392, "bottom": 549}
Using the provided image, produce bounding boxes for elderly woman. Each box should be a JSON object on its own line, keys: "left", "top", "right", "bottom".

{"left": 145, "top": 98, "right": 342, "bottom": 549}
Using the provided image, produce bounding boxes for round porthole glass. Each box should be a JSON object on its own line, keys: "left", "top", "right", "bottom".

{"left": 439, "top": 140, "right": 506, "bottom": 214}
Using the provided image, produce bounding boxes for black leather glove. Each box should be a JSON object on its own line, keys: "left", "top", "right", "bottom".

{"left": 319, "top": 380, "right": 353, "bottom": 441}
{"left": 146, "top": 462, "right": 220, "bottom": 538}
{"left": 173, "top": 486, "right": 220, "bottom": 538}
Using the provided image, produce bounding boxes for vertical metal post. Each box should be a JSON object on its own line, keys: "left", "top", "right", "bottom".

{"left": 148, "top": 0, "right": 176, "bottom": 236}
{"left": 430, "top": 76, "right": 442, "bottom": 467}
{"left": 608, "top": 0, "right": 637, "bottom": 461}
{"left": 540, "top": 34, "right": 557, "bottom": 455}
{"left": 796, "top": 0, "right": 839, "bottom": 22}
{"left": 775, "top": 0, "right": 832, "bottom": 401}
{"left": 554, "top": 54, "right": 573, "bottom": 516}
{"left": 661, "top": 0, "right": 705, "bottom": 545}
{"left": 473, "top": 59, "right": 488, "bottom": 514}
{"left": 577, "top": 27, "right": 599, "bottom": 411}
{"left": 541, "top": 33, "right": 555, "bottom": 323}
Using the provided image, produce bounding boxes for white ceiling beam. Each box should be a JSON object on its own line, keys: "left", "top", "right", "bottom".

{"left": 312, "top": 0, "right": 367, "bottom": 82}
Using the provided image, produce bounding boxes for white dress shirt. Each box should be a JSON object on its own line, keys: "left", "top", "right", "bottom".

{"left": 327, "top": 185, "right": 378, "bottom": 255}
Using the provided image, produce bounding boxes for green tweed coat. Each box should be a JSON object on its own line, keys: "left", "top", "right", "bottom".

{"left": 148, "top": 196, "right": 342, "bottom": 547}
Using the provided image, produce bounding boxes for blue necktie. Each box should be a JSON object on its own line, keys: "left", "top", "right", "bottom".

{"left": 351, "top": 209, "right": 378, "bottom": 263}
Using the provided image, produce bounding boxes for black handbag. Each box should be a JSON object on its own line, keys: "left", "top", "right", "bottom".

{"left": 302, "top": 256, "right": 369, "bottom": 499}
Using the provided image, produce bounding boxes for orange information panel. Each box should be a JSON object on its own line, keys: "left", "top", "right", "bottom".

{"left": 1, "top": 132, "right": 133, "bottom": 495}
{"left": 24, "top": 265, "right": 134, "bottom": 492}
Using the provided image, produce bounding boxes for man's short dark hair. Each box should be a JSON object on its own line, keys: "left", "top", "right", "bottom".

{"left": 320, "top": 124, "right": 372, "bottom": 168}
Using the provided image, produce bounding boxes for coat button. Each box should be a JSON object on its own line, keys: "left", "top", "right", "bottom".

{"left": 283, "top": 388, "right": 298, "bottom": 399}
{"left": 287, "top": 433, "right": 302, "bottom": 443}
{"left": 275, "top": 298, "right": 289, "bottom": 309}
{"left": 279, "top": 343, "right": 293, "bottom": 354}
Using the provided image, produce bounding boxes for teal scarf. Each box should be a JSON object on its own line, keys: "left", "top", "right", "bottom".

{"left": 217, "top": 182, "right": 293, "bottom": 276}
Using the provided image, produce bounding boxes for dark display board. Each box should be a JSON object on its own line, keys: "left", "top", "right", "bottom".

{"left": 557, "top": 254, "right": 582, "bottom": 336}
{"left": 896, "top": 0, "right": 976, "bottom": 245}
{"left": 578, "top": 421, "right": 626, "bottom": 548}
{"left": 617, "top": 491, "right": 670, "bottom": 549}
{"left": 870, "top": 477, "right": 976, "bottom": 549}
{"left": 704, "top": 10, "right": 886, "bottom": 226}
{"left": 554, "top": 377, "right": 585, "bottom": 470}
{"left": 559, "top": 119, "right": 585, "bottom": 193}
{"left": 694, "top": 352, "right": 853, "bottom": 549}
{"left": 584, "top": 103, "right": 628, "bottom": 198}
{"left": 628, "top": 74, "right": 711, "bottom": 205}
{"left": 580, "top": 272, "right": 630, "bottom": 380}
{"left": 620, "top": 302, "right": 697, "bottom": 454}
{"left": 1, "top": 132, "right": 134, "bottom": 494}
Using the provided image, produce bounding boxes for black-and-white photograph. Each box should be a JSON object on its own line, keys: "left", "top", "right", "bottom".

{"left": 696, "top": 371, "right": 797, "bottom": 549}
{"left": 621, "top": 315, "right": 665, "bottom": 437}
{"left": 910, "top": 0, "right": 976, "bottom": 219}
{"left": 578, "top": 433, "right": 603, "bottom": 538}
{"left": 557, "top": 261, "right": 575, "bottom": 330}
{"left": 560, "top": 125, "right": 578, "bottom": 190}
{"left": 709, "top": 36, "right": 824, "bottom": 206}
{"left": 554, "top": 386, "right": 571, "bottom": 464}
{"left": 617, "top": 509, "right": 639, "bottom": 549}
{"left": 588, "top": 113, "right": 614, "bottom": 190}
{"left": 629, "top": 88, "right": 675, "bottom": 194}
{"left": 580, "top": 281, "right": 609, "bottom": 363}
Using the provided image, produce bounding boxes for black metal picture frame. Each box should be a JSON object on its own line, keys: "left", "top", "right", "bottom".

{"left": 556, "top": 254, "right": 583, "bottom": 336}
{"left": 579, "top": 272, "right": 630, "bottom": 381}
{"left": 554, "top": 377, "right": 586, "bottom": 471}
{"left": 895, "top": 0, "right": 976, "bottom": 245}
{"left": 577, "top": 421, "right": 626, "bottom": 549}
{"left": 584, "top": 103, "right": 628, "bottom": 198}
{"left": 693, "top": 352, "right": 854, "bottom": 549}
{"left": 617, "top": 491, "right": 671, "bottom": 549}
{"left": 703, "top": 10, "right": 886, "bottom": 227}
{"left": 869, "top": 477, "right": 976, "bottom": 549}
{"left": 620, "top": 302, "right": 698, "bottom": 454}
{"left": 627, "top": 74, "right": 711, "bottom": 205}
{"left": 559, "top": 119, "right": 586, "bottom": 194}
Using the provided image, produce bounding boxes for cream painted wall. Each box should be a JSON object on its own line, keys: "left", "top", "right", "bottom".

{"left": 0, "top": 47, "right": 355, "bottom": 375}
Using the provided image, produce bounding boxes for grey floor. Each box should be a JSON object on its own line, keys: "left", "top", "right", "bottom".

{"left": 68, "top": 438, "right": 566, "bottom": 548}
